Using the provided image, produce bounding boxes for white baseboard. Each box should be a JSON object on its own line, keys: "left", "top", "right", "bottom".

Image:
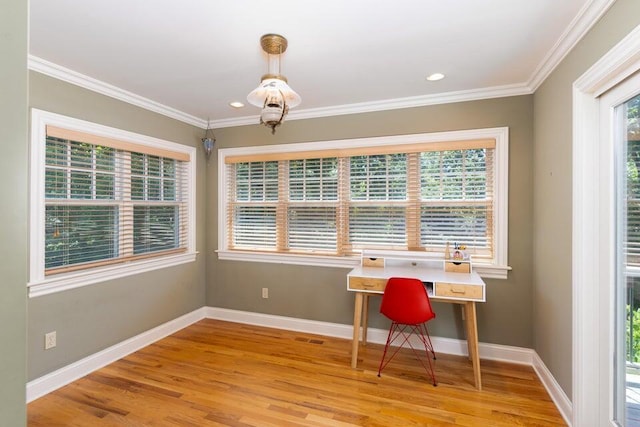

{"left": 207, "top": 307, "right": 572, "bottom": 424}
{"left": 206, "top": 307, "right": 536, "bottom": 364}
{"left": 26, "top": 305, "right": 573, "bottom": 426}
{"left": 26, "top": 307, "right": 207, "bottom": 402}
{"left": 533, "top": 351, "right": 573, "bottom": 426}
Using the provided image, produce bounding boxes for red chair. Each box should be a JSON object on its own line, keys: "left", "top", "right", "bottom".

{"left": 377, "top": 277, "right": 437, "bottom": 386}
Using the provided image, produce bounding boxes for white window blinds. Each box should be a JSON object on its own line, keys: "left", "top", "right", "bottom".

{"left": 348, "top": 154, "right": 407, "bottom": 249}
{"left": 419, "top": 148, "right": 493, "bottom": 257}
{"left": 44, "top": 126, "right": 190, "bottom": 275}
{"left": 224, "top": 138, "right": 496, "bottom": 261}
{"left": 288, "top": 158, "right": 339, "bottom": 251}
{"left": 628, "top": 136, "right": 640, "bottom": 267}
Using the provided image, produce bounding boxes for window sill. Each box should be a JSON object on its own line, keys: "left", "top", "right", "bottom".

{"left": 216, "top": 250, "right": 511, "bottom": 279}
{"left": 28, "top": 251, "right": 198, "bottom": 297}
{"left": 473, "top": 263, "right": 511, "bottom": 280}
{"left": 217, "top": 250, "right": 359, "bottom": 269}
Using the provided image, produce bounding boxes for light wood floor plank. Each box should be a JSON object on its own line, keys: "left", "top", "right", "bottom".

{"left": 28, "top": 319, "right": 566, "bottom": 426}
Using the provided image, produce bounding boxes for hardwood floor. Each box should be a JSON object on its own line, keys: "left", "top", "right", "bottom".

{"left": 28, "top": 319, "right": 566, "bottom": 426}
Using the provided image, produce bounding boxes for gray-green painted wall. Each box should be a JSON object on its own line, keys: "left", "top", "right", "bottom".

{"left": 207, "top": 96, "right": 535, "bottom": 347}
{"left": 533, "top": 0, "right": 640, "bottom": 399}
{"left": 0, "top": 0, "right": 28, "bottom": 424}
{"left": 19, "top": 0, "right": 640, "bottom": 413}
{"left": 27, "top": 72, "right": 207, "bottom": 380}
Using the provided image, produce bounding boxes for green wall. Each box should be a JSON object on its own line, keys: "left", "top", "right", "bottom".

{"left": 207, "top": 95, "right": 535, "bottom": 347}
{"left": 533, "top": 0, "right": 640, "bottom": 399}
{"left": 21, "top": 0, "right": 640, "bottom": 412}
{"left": 27, "top": 72, "right": 207, "bottom": 380}
{"left": 0, "top": 0, "right": 28, "bottom": 424}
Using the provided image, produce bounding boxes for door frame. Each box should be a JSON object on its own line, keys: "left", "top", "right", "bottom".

{"left": 573, "top": 24, "right": 640, "bottom": 426}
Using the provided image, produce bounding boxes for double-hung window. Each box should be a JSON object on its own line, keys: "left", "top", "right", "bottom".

{"left": 219, "top": 128, "right": 509, "bottom": 278}
{"left": 29, "top": 109, "right": 196, "bottom": 296}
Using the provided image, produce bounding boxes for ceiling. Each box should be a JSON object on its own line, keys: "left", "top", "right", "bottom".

{"left": 28, "top": 0, "right": 612, "bottom": 129}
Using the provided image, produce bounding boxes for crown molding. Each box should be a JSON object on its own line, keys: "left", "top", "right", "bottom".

{"left": 31, "top": 0, "right": 614, "bottom": 136}
{"left": 210, "top": 83, "right": 532, "bottom": 129}
{"left": 28, "top": 55, "right": 208, "bottom": 128}
{"left": 527, "top": 0, "right": 616, "bottom": 91}
{"left": 29, "top": 55, "right": 533, "bottom": 131}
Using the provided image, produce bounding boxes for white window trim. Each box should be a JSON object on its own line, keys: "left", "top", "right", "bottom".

{"left": 217, "top": 127, "right": 510, "bottom": 279}
{"left": 28, "top": 108, "right": 197, "bottom": 298}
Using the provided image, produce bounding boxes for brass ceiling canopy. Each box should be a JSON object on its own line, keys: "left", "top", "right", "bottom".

{"left": 260, "top": 34, "right": 288, "bottom": 55}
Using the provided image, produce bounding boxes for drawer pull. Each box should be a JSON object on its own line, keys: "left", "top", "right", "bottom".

{"left": 450, "top": 288, "right": 466, "bottom": 294}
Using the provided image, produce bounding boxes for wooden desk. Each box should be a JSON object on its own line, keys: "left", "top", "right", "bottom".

{"left": 347, "top": 263, "right": 486, "bottom": 390}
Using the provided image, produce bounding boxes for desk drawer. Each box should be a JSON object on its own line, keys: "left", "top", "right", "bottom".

{"left": 444, "top": 261, "right": 471, "bottom": 273}
{"left": 349, "top": 277, "right": 387, "bottom": 292}
{"left": 435, "top": 283, "right": 483, "bottom": 300}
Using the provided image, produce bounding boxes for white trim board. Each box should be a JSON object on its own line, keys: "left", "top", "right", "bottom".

{"left": 526, "top": 0, "right": 616, "bottom": 91}
{"left": 28, "top": 56, "right": 205, "bottom": 129}
{"left": 572, "top": 23, "right": 640, "bottom": 427}
{"left": 533, "top": 352, "right": 573, "bottom": 426}
{"left": 27, "top": 108, "right": 198, "bottom": 298}
{"left": 28, "top": 54, "right": 529, "bottom": 130}
{"left": 26, "top": 306, "right": 572, "bottom": 425}
{"left": 208, "top": 307, "right": 571, "bottom": 422}
{"left": 26, "top": 0, "right": 613, "bottom": 132}
{"left": 217, "top": 127, "right": 510, "bottom": 277}
{"left": 205, "top": 307, "right": 533, "bottom": 364}
{"left": 26, "top": 308, "right": 207, "bottom": 402}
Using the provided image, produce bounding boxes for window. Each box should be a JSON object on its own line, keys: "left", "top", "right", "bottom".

{"left": 219, "top": 128, "right": 509, "bottom": 278}
{"left": 29, "top": 109, "right": 196, "bottom": 297}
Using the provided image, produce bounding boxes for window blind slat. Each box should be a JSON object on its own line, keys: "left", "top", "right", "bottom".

{"left": 288, "top": 206, "right": 337, "bottom": 251}
{"left": 44, "top": 133, "right": 189, "bottom": 275}
{"left": 225, "top": 144, "right": 495, "bottom": 258}
{"left": 232, "top": 206, "right": 277, "bottom": 249}
{"left": 628, "top": 200, "right": 640, "bottom": 266}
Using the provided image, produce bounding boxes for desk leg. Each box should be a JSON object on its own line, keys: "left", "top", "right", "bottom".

{"left": 351, "top": 292, "right": 364, "bottom": 369}
{"left": 361, "top": 294, "right": 370, "bottom": 346}
{"left": 464, "top": 302, "right": 482, "bottom": 390}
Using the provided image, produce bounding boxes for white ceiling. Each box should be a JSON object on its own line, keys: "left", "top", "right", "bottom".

{"left": 29, "top": 0, "right": 612, "bottom": 129}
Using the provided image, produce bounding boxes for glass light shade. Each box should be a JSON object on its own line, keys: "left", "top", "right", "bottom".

{"left": 201, "top": 137, "right": 215, "bottom": 159}
{"left": 247, "top": 77, "right": 301, "bottom": 109}
{"left": 261, "top": 105, "right": 286, "bottom": 125}
{"left": 258, "top": 87, "right": 288, "bottom": 134}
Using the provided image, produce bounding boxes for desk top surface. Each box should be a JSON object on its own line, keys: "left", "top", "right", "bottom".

{"left": 348, "top": 265, "right": 485, "bottom": 286}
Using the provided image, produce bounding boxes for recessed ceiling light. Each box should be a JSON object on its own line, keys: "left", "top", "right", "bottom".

{"left": 426, "top": 73, "right": 445, "bottom": 81}
{"left": 229, "top": 101, "right": 245, "bottom": 108}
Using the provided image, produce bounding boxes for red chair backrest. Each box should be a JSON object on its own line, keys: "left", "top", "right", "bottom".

{"left": 380, "top": 277, "right": 436, "bottom": 325}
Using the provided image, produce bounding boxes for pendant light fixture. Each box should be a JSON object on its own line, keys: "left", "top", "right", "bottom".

{"left": 247, "top": 34, "right": 301, "bottom": 134}
{"left": 201, "top": 119, "right": 215, "bottom": 161}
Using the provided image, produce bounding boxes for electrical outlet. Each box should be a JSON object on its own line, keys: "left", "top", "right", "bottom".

{"left": 45, "top": 331, "right": 56, "bottom": 350}
{"left": 262, "top": 288, "right": 269, "bottom": 299}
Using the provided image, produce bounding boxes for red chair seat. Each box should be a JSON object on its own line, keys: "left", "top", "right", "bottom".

{"left": 377, "top": 277, "right": 437, "bottom": 386}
